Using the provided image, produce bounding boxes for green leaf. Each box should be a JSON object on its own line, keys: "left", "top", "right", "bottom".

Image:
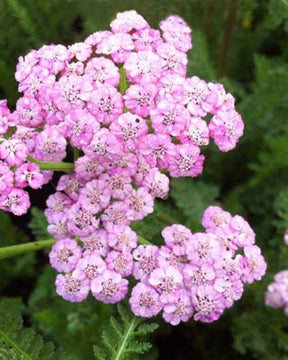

{"left": 93, "top": 304, "right": 158, "bottom": 360}
{"left": 29, "top": 266, "right": 113, "bottom": 360}
{"left": 170, "top": 179, "right": 219, "bottom": 230}
{"left": 28, "top": 207, "right": 50, "bottom": 241}
{"left": 0, "top": 212, "right": 35, "bottom": 292}
{"left": 187, "top": 30, "right": 216, "bottom": 80}
{"left": 0, "top": 298, "right": 57, "bottom": 360}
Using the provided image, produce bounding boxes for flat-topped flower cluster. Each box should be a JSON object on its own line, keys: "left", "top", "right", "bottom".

{"left": 265, "top": 231, "right": 288, "bottom": 315}
{"left": 0, "top": 10, "right": 243, "bottom": 216}
{"left": 0, "top": 10, "right": 264, "bottom": 325}
{"left": 51, "top": 205, "right": 266, "bottom": 324}
{"left": 265, "top": 270, "right": 288, "bottom": 315}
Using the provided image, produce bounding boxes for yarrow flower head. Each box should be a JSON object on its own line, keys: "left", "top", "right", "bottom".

{"left": 0, "top": 10, "right": 260, "bottom": 327}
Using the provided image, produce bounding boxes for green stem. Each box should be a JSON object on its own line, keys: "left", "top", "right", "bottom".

{"left": 156, "top": 210, "right": 176, "bottom": 225}
{"left": 27, "top": 155, "right": 74, "bottom": 173}
{"left": 119, "top": 67, "right": 128, "bottom": 95}
{"left": 114, "top": 316, "right": 139, "bottom": 360}
{"left": 138, "top": 235, "right": 152, "bottom": 245}
{"left": 218, "top": 0, "right": 239, "bottom": 77}
{"left": 0, "top": 239, "right": 55, "bottom": 260}
{"left": 73, "top": 147, "right": 80, "bottom": 161}
{"left": 0, "top": 329, "right": 33, "bottom": 360}
{"left": 0, "top": 235, "right": 153, "bottom": 260}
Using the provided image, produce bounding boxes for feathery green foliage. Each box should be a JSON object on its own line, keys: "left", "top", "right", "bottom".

{"left": 28, "top": 266, "right": 113, "bottom": 360}
{"left": 0, "top": 211, "right": 35, "bottom": 292}
{"left": 0, "top": 298, "right": 57, "bottom": 360}
{"left": 170, "top": 179, "right": 219, "bottom": 230}
{"left": 28, "top": 207, "right": 50, "bottom": 241}
{"left": 93, "top": 304, "right": 158, "bottom": 360}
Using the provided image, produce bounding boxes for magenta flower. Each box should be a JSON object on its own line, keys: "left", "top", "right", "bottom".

{"left": 129, "top": 282, "right": 162, "bottom": 318}
{"left": 148, "top": 266, "right": 183, "bottom": 302}
{"left": 78, "top": 179, "right": 111, "bottom": 213}
{"left": 133, "top": 28, "right": 162, "bottom": 52}
{"left": 0, "top": 10, "right": 263, "bottom": 323}
{"left": 45, "top": 193, "right": 73, "bottom": 223}
{"left": 110, "top": 112, "right": 148, "bottom": 151}
{"left": 56, "top": 174, "right": 84, "bottom": 201}
{"left": 0, "top": 100, "right": 10, "bottom": 135}
{"left": 182, "top": 77, "right": 209, "bottom": 117}
{"left": 106, "top": 250, "right": 133, "bottom": 277}
{"left": 162, "top": 224, "right": 192, "bottom": 256}
{"left": 202, "top": 206, "right": 232, "bottom": 232}
{"left": 126, "top": 187, "right": 154, "bottom": 221}
{"left": 0, "top": 161, "right": 14, "bottom": 194}
{"left": 150, "top": 102, "right": 188, "bottom": 137}
{"left": 265, "top": 283, "right": 288, "bottom": 309}
{"left": 67, "top": 204, "right": 99, "bottom": 236}
{"left": 167, "top": 144, "right": 204, "bottom": 178}
{"left": 14, "top": 162, "right": 45, "bottom": 189}
{"left": 157, "top": 246, "right": 185, "bottom": 270}
{"left": 183, "top": 263, "right": 216, "bottom": 290}
{"left": 214, "top": 278, "right": 244, "bottom": 308}
{"left": 74, "top": 252, "right": 106, "bottom": 280}
{"left": 162, "top": 289, "right": 194, "bottom": 325}
{"left": 101, "top": 201, "right": 129, "bottom": 231}
{"left": 49, "top": 238, "right": 82, "bottom": 273}
{"left": 87, "top": 85, "right": 123, "bottom": 124}
{"left": 65, "top": 108, "right": 99, "bottom": 149}
{"left": 81, "top": 230, "right": 109, "bottom": 257}
{"left": 241, "top": 245, "right": 267, "bottom": 284}
{"left": 186, "top": 232, "right": 222, "bottom": 265}
{"left": 179, "top": 117, "right": 210, "bottom": 147}
{"left": 83, "top": 128, "right": 123, "bottom": 161}
{"left": 47, "top": 213, "right": 70, "bottom": 240}
{"left": 143, "top": 169, "right": 169, "bottom": 199}
{"left": 0, "top": 139, "right": 28, "bottom": 166}
{"left": 124, "top": 83, "right": 157, "bottom": 117}
{"left": 34, "top": 126, "right": 67, "bottom": 162}
{"left": 14, "top": 96, "right": 44, "bottom": 128}
{"left": 75, "top": 156, "right": 104, "bottom": 181}
{"left": 55, "top": 272, "right": 90, "bottom": 303}
{"left": 84, "top": 57, "right": 120, "bottom": 87}
{"left": 209, "top": 110, "right": 244, "bottom": 152}
{"left": 69, "top": 42, "right": 92, "bottom": 62}
{"left": 192, "top": 285, "right": 225, "bottom": 323}
{"left": 124, "top": 50, "right": 164, "bottom": 84}
{"left": 91, "top": 270, "right": 128, "bottom": 304}
{"left": 108, "top": 226, "right": 138, "bottom": 251}
{"left": 133, "top": 245, "right": 159, "bottom": 280}
{"left": 139, "top": 133, "right": 174, "bottom": 169}
{"left": 110, "top": 10, "right": 148, "bottom": 34}
{"left": 157, "top": 42, "right": 188, "bottom": 76}
{"left": 0, "top": 188, "right": 30, "bottom": 215}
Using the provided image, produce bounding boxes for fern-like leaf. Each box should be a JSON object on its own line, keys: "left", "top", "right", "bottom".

{"left": 93, "top": 304, "right": 158, "bottom": 360}
{"left": 0, "top": 298, "right": 57, "bottom": 360}
{"left": 28, "top": 207, "right": 50, "bottom": 241}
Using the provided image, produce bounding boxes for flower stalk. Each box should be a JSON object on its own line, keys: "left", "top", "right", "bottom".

{"left": 27, "top": 155, "right": 74, "bottom": 173}
{"left": 0, "top": 239, "right": 55, "bottom": 260}
{"left": 0, "top": 235, "right": 152, "bottom": 260}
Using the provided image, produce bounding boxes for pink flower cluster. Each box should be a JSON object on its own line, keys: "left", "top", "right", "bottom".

{"left": 0, "top": 10, "right": 257, "bottom": 324}
{"left": 0, "top": 100, "right": 47, "bottom": 215}
{"left": 49, "top": 205, "right": 266, "bottom": 324}
{"left": 130, "top": 206, "right": 266, "bottom": 324}
{"left": 0, "top": 10, "right": 244, "bottom": 217}
{"left": 265, "top": 271, "right": 288, "bottom": 315}
{"left": 265, "top": 231, "right": 288, "bottom": 315}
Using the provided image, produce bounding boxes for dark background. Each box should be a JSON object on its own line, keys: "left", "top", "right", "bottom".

{"left": 1, "top": 0, "right": 288, "bottom": 359}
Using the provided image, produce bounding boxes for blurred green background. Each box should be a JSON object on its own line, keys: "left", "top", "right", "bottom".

{"left": 1, "top": 0, "right": 288, "bottom": 359}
